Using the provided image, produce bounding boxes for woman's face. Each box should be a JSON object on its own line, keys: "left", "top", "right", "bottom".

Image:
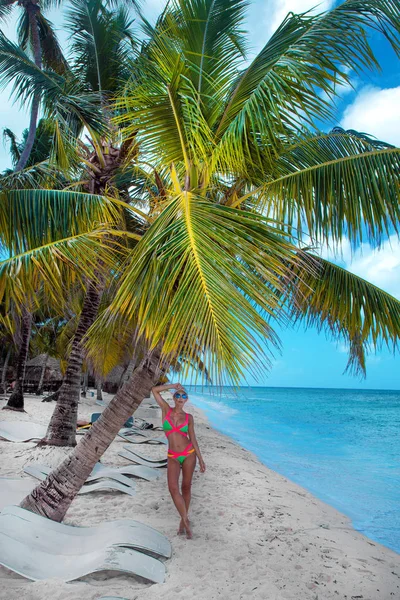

{"left": 173, "top": 390, "right": 188, "bottom": 408}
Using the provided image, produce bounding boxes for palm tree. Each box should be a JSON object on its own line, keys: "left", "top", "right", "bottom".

{"left": 3, "top": 305, "right": 33, "bottom": 410}
{"left": 11, "top": 0, "right": 400, "bottom": 519}
{"left": 0, "top": 5, "right": 114, "bottom": 411}
{"left": 0, "top": 0, "right": 67, "bottom": 170}
{"left": 3, "top": 119, "right": 57, "bottom": 171}
{"left": 0, "top": 187, "right": 123, "bottom": 413}
{"left": 29, "top": 313, "right": 66, "bottom": 394}
{"left": 41, "top": 0, "right": 144, "bottom": 446}
{"left": 0, "top": 312, "right": 16, "bottom": 394}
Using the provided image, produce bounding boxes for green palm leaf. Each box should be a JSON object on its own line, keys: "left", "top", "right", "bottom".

{"left": 215, "top": 0, "right": 400, "bottom": 168}
{"left": 0, "top": 0, "right": 14, "bottom": 21}
{"left": 0, "top": 189, "right": 121, "bottom": 254}
{"left": 0, "top": 161, "right": 63, "bottom": 190}
{"left": 17, "top": 10, "right": 69, "bottom": 74}
{"left": 255, "top": 130, "right": 400, "bottom": 246}
{"left": 90, "top": 196, "right": 300, "bottom": 384}
{"left": 66, "top": 0, "right": 137, "bottom": 95}
{"left": 172, "top": 0, "right": 247, "bottom": 117}
{"left": 2, "top": 128, "right": 21, "bottom": 165}
{"left": 0, "top": 33, "right": 106, "bottom": 135}
{"left": 0, "top": 228, "right": 119, "bottom": 311}
{"left": 286, "top": 252, "right": 400, "bottom": 375}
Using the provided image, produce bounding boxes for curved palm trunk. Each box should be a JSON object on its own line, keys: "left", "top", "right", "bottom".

{"left": 42, "top": 284, "right": 101, "bottom": 447}
{"left": 36, "top": 354, "right": 48, "bottom": 395}
{"left": 122, "top": 353, "right": 137, "bottom": 384}
{"left": 15, "top": 3, "right": 42, "bottom": 172}
{"left": 0, "top": 347, "right": 12, "bottom": 395}
{"left": 15, "top": 93, "right": 40, "bottom": 172}
{"left": 4, "top": 309, "right": 32, "bottom": 412}
{"left": 20, "top": 349, "right": 162, "bottom": 521}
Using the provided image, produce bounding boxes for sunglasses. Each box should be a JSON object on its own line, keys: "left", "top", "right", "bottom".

{"left": 174, "top": 393, "right": 188, "bottom": 399}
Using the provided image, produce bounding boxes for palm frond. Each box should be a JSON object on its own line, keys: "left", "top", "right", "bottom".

{"left": 0, "top": 228, "right": 119, "bottom": 311}
{"left": 0, "top": 33, "right": 107, "bottom": 136}
{"left": 214, "top": 0, "right": 400, "bottom": 168}
{"left": 66, "top": 0, "right": 137, "bottom": 94}
{"left": 0, "top": 0, "right": 14, "bottom": 21}
{"left": 0, "top": 189, "right": 121, "bottom": 254}
{"left": 0, "top": 161, "right": 64, "bottom": 190}
{"left": 172, "top": 0, "right": 247, "bottom": 121}
{"left": 257, "top": 130, "right": 400, "bottom": 246}
{"left": 17, "top": 10, "right": 69, "bottom": 74}
{"left": 2, "top": 127, "right": 20, "bottom": 166}
{"left": 286, "top": 251, "right": 400, "bottom": 376}
{"left": 105, "top": 0, "right": 141, "bottom": 11}
{"left": 89, "top": 196, "right": 299, "bottom": 384}
{"left": 36, "top": 12, "right": 69, "bottom": 74}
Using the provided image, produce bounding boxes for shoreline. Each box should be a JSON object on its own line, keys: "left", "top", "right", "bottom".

{"left": 1, "top": 393, "right": 399, "bottom": 600}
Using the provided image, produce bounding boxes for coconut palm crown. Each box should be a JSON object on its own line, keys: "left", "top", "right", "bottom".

{"left": 92, "top": 0, "right": 400, "bottom": 383}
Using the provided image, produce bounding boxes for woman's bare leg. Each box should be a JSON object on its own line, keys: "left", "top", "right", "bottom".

{"left": 179, "top": 454, "right": 196, "bottom": 538}
{"left": 181, "top": 454, "right": 196, "bottom": 509}
{"left": 167, "top": 458, "right": 191, "bottom": 536}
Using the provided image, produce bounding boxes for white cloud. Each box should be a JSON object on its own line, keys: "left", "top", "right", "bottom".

{"left": 337, "top": 342, "right": 350, "bottom": 354}
{"left": 341, "top": 86, "right": 400, "bottom": 147}
{"left": 262, "top": 0, "right": 334, "bottom": 38}
{"left": 346, "top": 238, "right": 400, "bottom": 299}
{"left": 321, "top": 235, "right": 400, "bottom": 300}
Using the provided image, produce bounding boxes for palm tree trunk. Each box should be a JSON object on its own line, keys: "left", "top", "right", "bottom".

{"left": 4, "top": 308, "right": 32, "bottom": 412}
{"left": 96, "top": 378, "right": 103, "bottom": 402}
{"left": 20, "top": 349, "right": 162, "bottom": 521}
{"left": 0, "top": 347, "right": 12, "bottom": 395}
{"left": 42, "top": 283, "right": 101, "bottom": 447}
{"left": 15, "top": 3, "right": 42, "bottom": 172}
{"left": 122, "top": 353, "right": 137, "bottom": 384}
{"left": 15, "top": 93, "right": 40, "bottom": 172}
{"left": 36, "top": 354, "right": 48, "bottom": 395}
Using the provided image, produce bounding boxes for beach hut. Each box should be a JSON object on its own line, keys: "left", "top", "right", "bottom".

{"left": 24, "top": 354, "right": 63, "bottom": 393}
{"left": 103, "top": 365, "right": 126, "bottom": 394}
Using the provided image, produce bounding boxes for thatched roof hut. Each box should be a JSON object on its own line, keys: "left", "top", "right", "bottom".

{"left": 103, "top": 365, "right": 126, "bottom": 393}
{"left": 25, "top": 354, "right": 63, "bottom": 390}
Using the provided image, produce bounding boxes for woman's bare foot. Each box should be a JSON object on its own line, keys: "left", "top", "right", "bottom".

{"left": 184, "top": 518, "right": 192, "bottom": 539}
{"left": 178, "top": 519, "right": 185, "bottom": 535}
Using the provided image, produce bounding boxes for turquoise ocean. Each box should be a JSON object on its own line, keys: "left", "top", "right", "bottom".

{"left": 187, "top": 386, "right": 400, "bottom": 554}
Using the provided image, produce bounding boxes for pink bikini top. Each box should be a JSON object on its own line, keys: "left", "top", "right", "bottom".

{"left": 162, "top": 409, "right": 189, "bottom": 437}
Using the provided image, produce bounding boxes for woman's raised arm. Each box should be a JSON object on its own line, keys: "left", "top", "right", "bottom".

{"left": 152, "top": 383, "right": 183, "bottom": 412}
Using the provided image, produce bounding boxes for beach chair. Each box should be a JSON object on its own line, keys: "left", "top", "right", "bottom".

{"left": 0, "top": 533, "right": 165, "bottom": 583}
{"left": 118, "top": 447, "right": 167, "bottom": 469}
{"left": 23, "top": 465, "right": 136, "bottom": 496}
{"left": 26, "top": 461, "right": 159, "bottom": 483}
{"left": 92, "top": 413, "right": 134, "bottom": 428}
{"left": 1, "top": 505, "right": 172, "bottom": 559}
{"left": 0, "top": 421, "right": 46, "bottom": 442}
{"left": 91, "top": 462, "right": 160, "bottom": 482}
{"left": 118, "top": 429, "right": 167, "bottom": 445}
{"left": 0, "top": 478, "right": 36, "bottom": 510}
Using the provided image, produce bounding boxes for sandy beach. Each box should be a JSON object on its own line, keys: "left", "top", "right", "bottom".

{"left": 0, "top": 392, "right": 399, "bottom": 600}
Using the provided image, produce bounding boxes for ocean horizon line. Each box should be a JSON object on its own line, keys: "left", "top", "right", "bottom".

{"left": 185, "top": 383, "right": 400, "bottom": 393}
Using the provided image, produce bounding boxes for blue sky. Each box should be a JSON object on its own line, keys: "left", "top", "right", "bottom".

{"left": 1, "top": 1, "right": 400, "bottom": 390}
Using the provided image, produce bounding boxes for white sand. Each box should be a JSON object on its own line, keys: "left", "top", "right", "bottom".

{"left": 0, "top": 392, "right": 399, "bottom": 600}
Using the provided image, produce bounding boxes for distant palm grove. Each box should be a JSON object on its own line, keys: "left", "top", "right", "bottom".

{"left": 0, "top": 0, "right": 399, "bottom": 518}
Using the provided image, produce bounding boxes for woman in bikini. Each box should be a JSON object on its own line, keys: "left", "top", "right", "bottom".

{"left": 152, "top": 383, "right": 206, "bottom": 539}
